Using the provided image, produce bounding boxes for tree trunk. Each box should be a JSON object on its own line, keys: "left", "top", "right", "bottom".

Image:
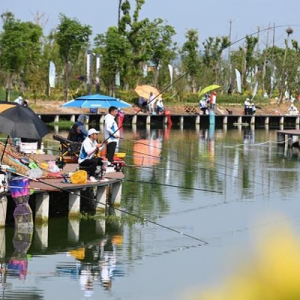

{"left": 118, "top": 0, "right": 123, "bottom": 27}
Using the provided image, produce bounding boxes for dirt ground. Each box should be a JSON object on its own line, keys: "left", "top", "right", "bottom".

{"left": 30, "top": 99, "right": 297, "bottom": 116}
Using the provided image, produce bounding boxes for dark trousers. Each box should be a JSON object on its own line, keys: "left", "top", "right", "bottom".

{"left": 106, "top": 142, "right": 117, "bottom": 163}
{"left": 79, "top": 157, "right": 102, "bottom": 177}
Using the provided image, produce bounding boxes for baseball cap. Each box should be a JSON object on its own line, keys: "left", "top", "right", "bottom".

{"left": 88, "top": 128, "right": 99, "bottom": 136}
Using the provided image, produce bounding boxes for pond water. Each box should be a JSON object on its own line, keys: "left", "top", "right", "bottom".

{"left": 2, "top": 126, "right": 300, "bottom": 299}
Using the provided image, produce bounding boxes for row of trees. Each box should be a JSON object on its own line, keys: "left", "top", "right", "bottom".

{"left": 0, "top": 0, "right": 299, "bottom": 103}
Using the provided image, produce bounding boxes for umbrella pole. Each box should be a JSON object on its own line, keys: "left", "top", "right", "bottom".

{"left": 0, "top": 136, "right": 9, "bottom": 164}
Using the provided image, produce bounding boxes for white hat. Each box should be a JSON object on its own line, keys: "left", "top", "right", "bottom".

{"left": 88, "top": 128, "right": 99, "bottom": 136}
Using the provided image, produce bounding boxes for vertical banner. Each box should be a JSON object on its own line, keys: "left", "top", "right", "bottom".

{"left": 168, "top": 64, "right": 173, "bottom": 85}
{"left": 49, "top": 61, "right": 56, "bottom": 88}
{"left": 235, "top": 69, "right": 242, "bottom": 93}
{"left": 252, "top": 82, "right": 258, "bottom": 98}
{"left": 143, "top": 64, "right": 148, "bottom": 77}
{"left": 95, "top": 55, "right": 101, "bottom": 93}
{"left": 115, "top": 72, "right": 120, "bottom": 86}
{"left": 86, "top": 50, "right": 92, "bottom": 94}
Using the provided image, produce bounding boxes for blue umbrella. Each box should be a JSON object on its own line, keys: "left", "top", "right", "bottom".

{"left": 61, "top": 94, "right": 132, "bottom": 109}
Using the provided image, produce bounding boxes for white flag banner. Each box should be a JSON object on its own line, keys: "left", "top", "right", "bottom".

{"left": 168, "top": 64, "right": 173, "bottom": 85}
{"left": 49, "top": 61, "right": 56, "bottom": 88}
{"left": 86, "top": 51, "right": 91, "bottom": 85}
{"left": 115, "top": 72, "right": 120, "bottom": 86}
{"left": 143, "top": 65, "right": 148, "bottom": 77}
{"left": 235, "top": 69, "right": 242, "bottom": 93}
{"left": 95, "top": 55, "right": 101, "bottom": 84}
{"left": 270, "top": 76, "right": 274, "bottom": 90}
{"left": 252, "top": 82, "right": 258, "bottom": 98}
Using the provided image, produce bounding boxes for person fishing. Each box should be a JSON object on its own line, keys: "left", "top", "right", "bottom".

{"left": 78, "top": 128, "right": 105, "bottom": 182}
{"left": 104, "top": 106, "right": 120, "bottom": 166}
{"left": 68, "top": 115, "right": 89, "bottom": 142}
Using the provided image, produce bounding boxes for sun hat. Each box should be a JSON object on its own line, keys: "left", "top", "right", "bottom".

{"left": 88, "top": 128, "right": 99, "bottom": 136}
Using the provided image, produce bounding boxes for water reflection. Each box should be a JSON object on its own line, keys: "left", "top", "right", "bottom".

{"left": 133, "top": 130, "right": 162, "bottom": 167}
{"left": 4, "top": 127, "right": 300, "bottom": 299}
{"left": 7, "top": 228, "right": 32, "bottom": 280}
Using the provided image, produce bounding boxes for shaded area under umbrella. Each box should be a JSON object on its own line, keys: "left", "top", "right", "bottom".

{"left": 0, "top": 101, "right": 49, "bottom": 162}
{"left": 134, "top": 85, "right": 160, "bottom": 99}
{"left": 61, "top": 93, "right": 132, "bottom": 109}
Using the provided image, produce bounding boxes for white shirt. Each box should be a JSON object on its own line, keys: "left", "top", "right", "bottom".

{"left": 104, "top": 113, "right": 119, "bottom": 143}
{"left": 157, "top": 99, "right": 164, "bottom": 108}
{"left": 78, "top": 137, "right": 103, "bottom": 163}
{"left": 14, "top": 97, "right": 23, "bottom": 105}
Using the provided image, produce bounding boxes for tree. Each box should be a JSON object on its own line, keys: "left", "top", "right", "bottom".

{"left": 0, "top": 12, "right": 43, "bottom": 101}
{"left": 56, "top": 14, "right": 92, "bottom": 101}
{"left": 148, "top": 20, "right": 177, "bottom": 87}
{"left": 94, "top": 26, "right": 129, "bottom": 95}
{"left": 202, "top": 36, "right": 230, "bottom": 84}
{"left": 180, "top": 29, "right": 201, "bottom": 93}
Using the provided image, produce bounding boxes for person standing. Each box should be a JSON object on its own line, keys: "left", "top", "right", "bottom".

{"left": 244, "top": 98, "right": 250, "bottom": 115}
{"left": 104, "top": 106, "right": 120, "bottom": 165}
{"left": 148, "top": 92, "right": 156, "bottom": 114}
{"left": 199, "top": 97, "right": 208, "bottom": 115}
{"left": 209, "top": 91, "right": 217, "bottom": 110}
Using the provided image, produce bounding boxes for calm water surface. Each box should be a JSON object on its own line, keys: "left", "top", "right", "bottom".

{"left": 2, "top": 126, "right": 300, "bottom": 299}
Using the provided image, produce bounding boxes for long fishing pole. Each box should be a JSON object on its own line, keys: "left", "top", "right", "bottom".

{"left": 118, "top": 141, "right": 286, "bottom": 197}
{"left": 101, "top": 72, "right": 187, "bottom": 145}
{"left": 4, "top": 168, "right": 208, "bottom": 245}
{"left": 120, "top": 178, "right": 221, "bottom": 194}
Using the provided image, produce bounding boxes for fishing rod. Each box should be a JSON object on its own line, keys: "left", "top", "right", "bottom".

{"left": 120, "top": 178, "right": 221, "bottom": 194}
{"left": 3, "top": 168, "right": 208, "bottom": 245}
{"left": 119, "top": 142, "right": 288, "bottom": 198}
{"left": 124, "top": 163, "right": 198, "bottom": 174}
{"left": 118, "top": 145, "right": 209, "bottom": 172}
{"left": 101, "top": 72, "right": 187, "bottom": 145}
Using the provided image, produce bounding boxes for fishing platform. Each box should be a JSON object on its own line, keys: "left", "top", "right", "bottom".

{"left": 0, "top": 153, "right": 125, "bottom": 228}
{"left": 39, "top": 113, "right": 300, "bottom": 129}
{"left": 277, "top": 129, "right": 300, "bottom": 156}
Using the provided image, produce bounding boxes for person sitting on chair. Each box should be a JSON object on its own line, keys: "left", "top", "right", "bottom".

{"left": 68, "top": 115, "right": 89, "bottom": 142}
{"left": 78, "top": 128, "right": 105, "bottom": 182}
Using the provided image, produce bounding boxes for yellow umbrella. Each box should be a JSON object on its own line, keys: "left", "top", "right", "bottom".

{"left": 134, "top": 85, "right": 160, "bottom": 99}
{"left": 198, "top": 85, "right": 221, "bottom": 97}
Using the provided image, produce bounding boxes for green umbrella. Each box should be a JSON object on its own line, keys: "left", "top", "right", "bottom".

{"left": 198, "top": 84, "right": 221, "bottom": 97}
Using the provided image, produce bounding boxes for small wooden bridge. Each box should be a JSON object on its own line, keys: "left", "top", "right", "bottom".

{"left": 39, "top": 113, "right": 300, "bottom": 129}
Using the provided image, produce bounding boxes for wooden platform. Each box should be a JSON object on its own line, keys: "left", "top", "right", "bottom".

{"left": 29, "top": 153, "right": 124, "bottom": 192}
{"left": 39, "top": 113, "right": 300, "bottom": 129}
{"left": 0, "top": 154, "right": 125, "bottom": 227}
{"left": 277, "top": 130, "right": 300, "bottom": 157}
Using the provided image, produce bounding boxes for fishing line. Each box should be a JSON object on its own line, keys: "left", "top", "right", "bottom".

{"left": 101, "top": 72, "right": 187, "bottom": 145}
{"left": 3, "top": 168, "right": 208, "bottom": 245}
{"left": 123, "top": 163, "right": 221, "bottom": 194}
{"left": 121, "top": 178, "right": 221, "bottom": 194}
{"left": 118, "top": 145, "right": 209, "bottom": 172}
{"left": 124, "top": 164, "right": 197, "bottom": 174}
{"left": 119, "top": 142, "right": 265, "bottom": 192}
{"left": 120, "top": 133, "right": 296, "bottom": 198}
